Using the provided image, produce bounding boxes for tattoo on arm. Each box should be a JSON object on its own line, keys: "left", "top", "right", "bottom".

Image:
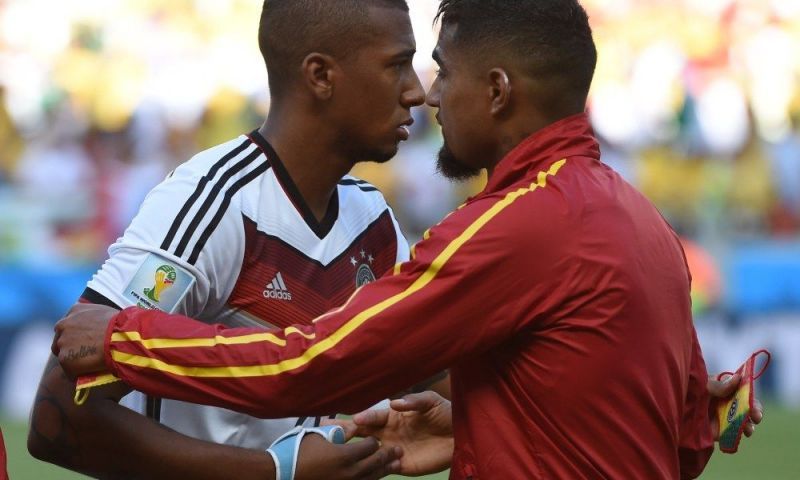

{"left": 65, "top": 345, "right": 98, "bottom": 360}
{"left": 30, "top": 357, "right": 80, "bottom": 468}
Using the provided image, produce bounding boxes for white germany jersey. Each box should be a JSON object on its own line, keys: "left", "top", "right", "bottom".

{"left": 85, "top": 130, "right": 409, "bottom": 449}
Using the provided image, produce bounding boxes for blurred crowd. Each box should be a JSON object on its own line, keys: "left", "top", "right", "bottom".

{"left": 0, "top": 0, "right": 798, "bottom": 268}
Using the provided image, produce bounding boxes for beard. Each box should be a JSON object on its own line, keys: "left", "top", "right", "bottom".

{"left": 436, "top": 142, "right": 482, "bottom": 181}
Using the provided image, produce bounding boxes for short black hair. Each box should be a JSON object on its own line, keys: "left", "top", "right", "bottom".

{"left": 436, "top": 0, "right": 597, "bottom": 113}
{"left": 259, "top": 0, "right": 409, "bottom": 98}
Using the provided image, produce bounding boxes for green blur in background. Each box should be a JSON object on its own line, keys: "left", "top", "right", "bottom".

{"left": 3, "top": 401, "right": 799, "bottom": 479}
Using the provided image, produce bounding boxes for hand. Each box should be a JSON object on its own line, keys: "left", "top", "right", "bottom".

{"left": 327, "top": 391, "right": 454, "bottom": 476}
{"left": 52, "top": 303, "right": 118, "bottom": 378}
{"left": 295, "top": 434, "right": 401, "bottom": 480}
{"left": 707, "top": 373, "right": 763, "bottom": 441}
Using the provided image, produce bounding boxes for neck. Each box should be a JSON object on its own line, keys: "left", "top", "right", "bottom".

{"left": 487, "top": 109, "right": 579, "bottom": 179}
{"left": 259, "top": 106, "right": 353, "bottom": 221}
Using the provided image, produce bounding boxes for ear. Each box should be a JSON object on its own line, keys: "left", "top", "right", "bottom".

{"left": 488, "top": 68, "right": 511, "bottom": 116}
{"left": 301, "top": 52, "right": 337, "bottom": 100}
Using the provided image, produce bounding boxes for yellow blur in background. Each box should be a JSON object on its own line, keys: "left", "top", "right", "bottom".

{"left": 1, "top": 0, "right": 799, "bottom": 478}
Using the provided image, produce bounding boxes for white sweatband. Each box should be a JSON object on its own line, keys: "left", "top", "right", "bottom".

{"left": 266, "top": 425, "right": 346, "bottom": 480}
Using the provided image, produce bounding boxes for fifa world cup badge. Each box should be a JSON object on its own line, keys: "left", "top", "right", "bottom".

{"left": 123, "top": 253, "right": 195, "bottom": 312}
{"left": 144, "top": 265, "right": 177, "bottom": 302}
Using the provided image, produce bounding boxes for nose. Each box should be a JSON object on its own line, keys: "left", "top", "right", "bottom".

{"left": 425, "top": 76, "right": 440, "bottom": 108}
{"left": 402, "top": 70, "right": 426, "bottom": 108}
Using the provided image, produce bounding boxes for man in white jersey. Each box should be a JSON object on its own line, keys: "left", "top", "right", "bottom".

{"left": 28, "top": 0, "right": 423, "bottom": 478}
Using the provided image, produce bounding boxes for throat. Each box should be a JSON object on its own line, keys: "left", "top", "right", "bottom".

{"left": 301, "top": 184, "right": 338, "bottom": 223}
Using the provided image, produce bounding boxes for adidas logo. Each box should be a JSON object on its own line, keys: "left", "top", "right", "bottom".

{"left": 263, "top": 272, "right": 292, "bottom": 301}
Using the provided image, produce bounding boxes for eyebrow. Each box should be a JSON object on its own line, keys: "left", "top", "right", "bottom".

{"left": 391, "top": 48, "right": 416, "bottom": 61}
{"left": 432, "top": 49, "right": 443, "bottom": 66}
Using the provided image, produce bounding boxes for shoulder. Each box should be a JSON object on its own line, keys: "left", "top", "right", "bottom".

{"left": 337, "top": 174, "right": 394, "bottom": 214}
{"left": 125, "top": 136, "right": 267, "bottom": 262}
{"left": 338, "top": 175, "right": 384, "bottom": 197}
{"left": 166, "top": 135, "right": 266, "bottom": 190}
{"left": 422, "top": 180, "right": 574, "bottom": 260}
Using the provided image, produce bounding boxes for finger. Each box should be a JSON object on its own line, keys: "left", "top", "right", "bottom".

{"left": 391, "top": 390, "right": 443, "bottom": 412}
{"left": 321, "top": 418, "right": 359, "bottom": 441}
{"left": 751, "top": 399, "right": 763, "bottom": 424}
{"left": 349, "top": 443, "right": 403, "bottom": 480}
{"left": 340, "top": 436, "right": 380, "bottom": 463}
{"left": 744, "top": 422, "right": 755, "bottom": 437}
{"left": 353, "top": 407, "right": 390, "bottom": 428}
{"left": 707, "top": 373, "right": 741, "bottom": 398}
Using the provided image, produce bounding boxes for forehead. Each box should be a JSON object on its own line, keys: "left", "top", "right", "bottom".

{"left": 432, "top": 23, "right": 459, "bottom": 64}
{"left": 362, "top": 6, "right": 416, "bottom": 53}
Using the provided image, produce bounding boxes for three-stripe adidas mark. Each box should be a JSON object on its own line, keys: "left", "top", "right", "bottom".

{"left": 263, "top": 272, "right": 292, "bottom": 301}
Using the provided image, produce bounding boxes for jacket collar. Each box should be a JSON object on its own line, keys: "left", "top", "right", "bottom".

{"left": 482, "top": 112, "right": 600, "bottom": 195}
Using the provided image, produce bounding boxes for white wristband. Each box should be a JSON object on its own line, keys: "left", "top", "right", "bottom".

{"left": 266, "top": 425, "right": 346, "bottom": 480}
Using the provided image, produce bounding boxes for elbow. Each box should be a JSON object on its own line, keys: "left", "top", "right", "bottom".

{"left": 27, "top": 424, "right": 53, "bottom": 464}
{"left": 27, "top": 402, "right": 69, "bottom": 466}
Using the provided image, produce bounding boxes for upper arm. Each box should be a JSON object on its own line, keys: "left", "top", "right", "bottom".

{"left": 88, "top": 168, "right": 245, "bottom": 318}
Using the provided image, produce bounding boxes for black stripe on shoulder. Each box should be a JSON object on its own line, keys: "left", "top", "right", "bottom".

{"left": 339, "top": 179, "right": 380, "bottom": 193}
{"left": 173, "top": 149, "right": 263, "bottom": 258}
{"left": 160, "top": 139, "right": 251, "bottom": 252}
{"left": 81, "top": 287, "right": 123, "bottom": 310}
{"left": 187, "top": 161, "right": 271, "bottom": 265}
{"left": 338, "top": 179, "right": 371, "bottom": 186}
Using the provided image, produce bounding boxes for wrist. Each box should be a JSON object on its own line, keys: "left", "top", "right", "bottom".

{"left": 266, "top": 426, "right": 345, "bottom": 480}
{"left": 103, "top": 309, "right": 121, "bottom": 374}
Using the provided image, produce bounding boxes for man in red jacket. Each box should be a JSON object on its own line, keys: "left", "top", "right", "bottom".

{"left": 55, "top": 0, "right": 718, "bottom": 477}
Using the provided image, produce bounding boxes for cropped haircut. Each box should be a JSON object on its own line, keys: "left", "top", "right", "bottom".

{"left": 259, "top": 0, "right": 409, "bottom": 97}
{"left": 436, "top": 0, "right": 597, "bottom": 108}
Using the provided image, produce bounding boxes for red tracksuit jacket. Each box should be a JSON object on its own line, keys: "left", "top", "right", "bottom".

{"left": 0, "top": 427, "right": 7, "bottom": 480}
{"left": 94, "top": 113, "right": 714, "bottom": 479}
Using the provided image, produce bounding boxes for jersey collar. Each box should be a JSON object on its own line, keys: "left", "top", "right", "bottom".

{"left": 248, "top": 130, "right": 339, "bottom": 239}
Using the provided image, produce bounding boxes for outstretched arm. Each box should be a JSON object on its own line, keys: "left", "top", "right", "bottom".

{"left": 57, "top": 208, "right": 538, "bottom": 418}
{"left": 29, "top": 354, "right": 277, "bottom": 479}
{"left": 38, "top": 303, "right": 400, "bottom": 480}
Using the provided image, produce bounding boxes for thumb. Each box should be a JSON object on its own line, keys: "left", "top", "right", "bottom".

{"left": 391, "top": 390, "right": 444, "bottom": 412}
{"left": 708, "top": 373, "right": 741, "bottom": 399}
{"left": 353, "top": 407, "right": 390, "bottom": 428}
{"left": 321, "top": 418, "right": 359, "bottom": 441}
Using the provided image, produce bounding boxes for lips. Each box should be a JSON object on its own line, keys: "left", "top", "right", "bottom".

{"left": 397, "top": 125, "right": 410, "bottom": 140}
{"left": 397, "top": 118, "right": 414, "bottom": 140}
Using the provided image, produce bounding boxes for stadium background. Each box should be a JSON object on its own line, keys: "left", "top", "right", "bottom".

{"left": 0, "top": 0, "right": 798, "bottom": 478}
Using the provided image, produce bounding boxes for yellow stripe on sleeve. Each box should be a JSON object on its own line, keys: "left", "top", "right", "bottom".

{"left": 112, "top": 330, "right": 289, "bottom": 348}
{"left": 111, "top": 159, "right": 567, "bottom": 378}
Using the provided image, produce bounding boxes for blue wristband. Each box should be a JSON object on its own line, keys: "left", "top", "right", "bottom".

{"left": 266, "top": 425, "right": 346, "bottom": 480}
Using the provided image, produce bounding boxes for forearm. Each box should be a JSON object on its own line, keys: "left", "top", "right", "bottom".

{"left": 29, "top": 356, "right": 275, "bottom": 479}
{"left": 678, "top": 331, "right": 715, "bottom": 478}
{"left": 102, "top": 308, "right": 433, "bottom": 417}
{"left": 100, "top": 239, "right": 519, "bottom": 418}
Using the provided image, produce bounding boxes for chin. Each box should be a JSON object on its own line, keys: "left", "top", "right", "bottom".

{"left": 436, "top": 144, "right": 481, "bottom": 181}
{"left": 366, "top": 144, "right": 399, "bottom": 164}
